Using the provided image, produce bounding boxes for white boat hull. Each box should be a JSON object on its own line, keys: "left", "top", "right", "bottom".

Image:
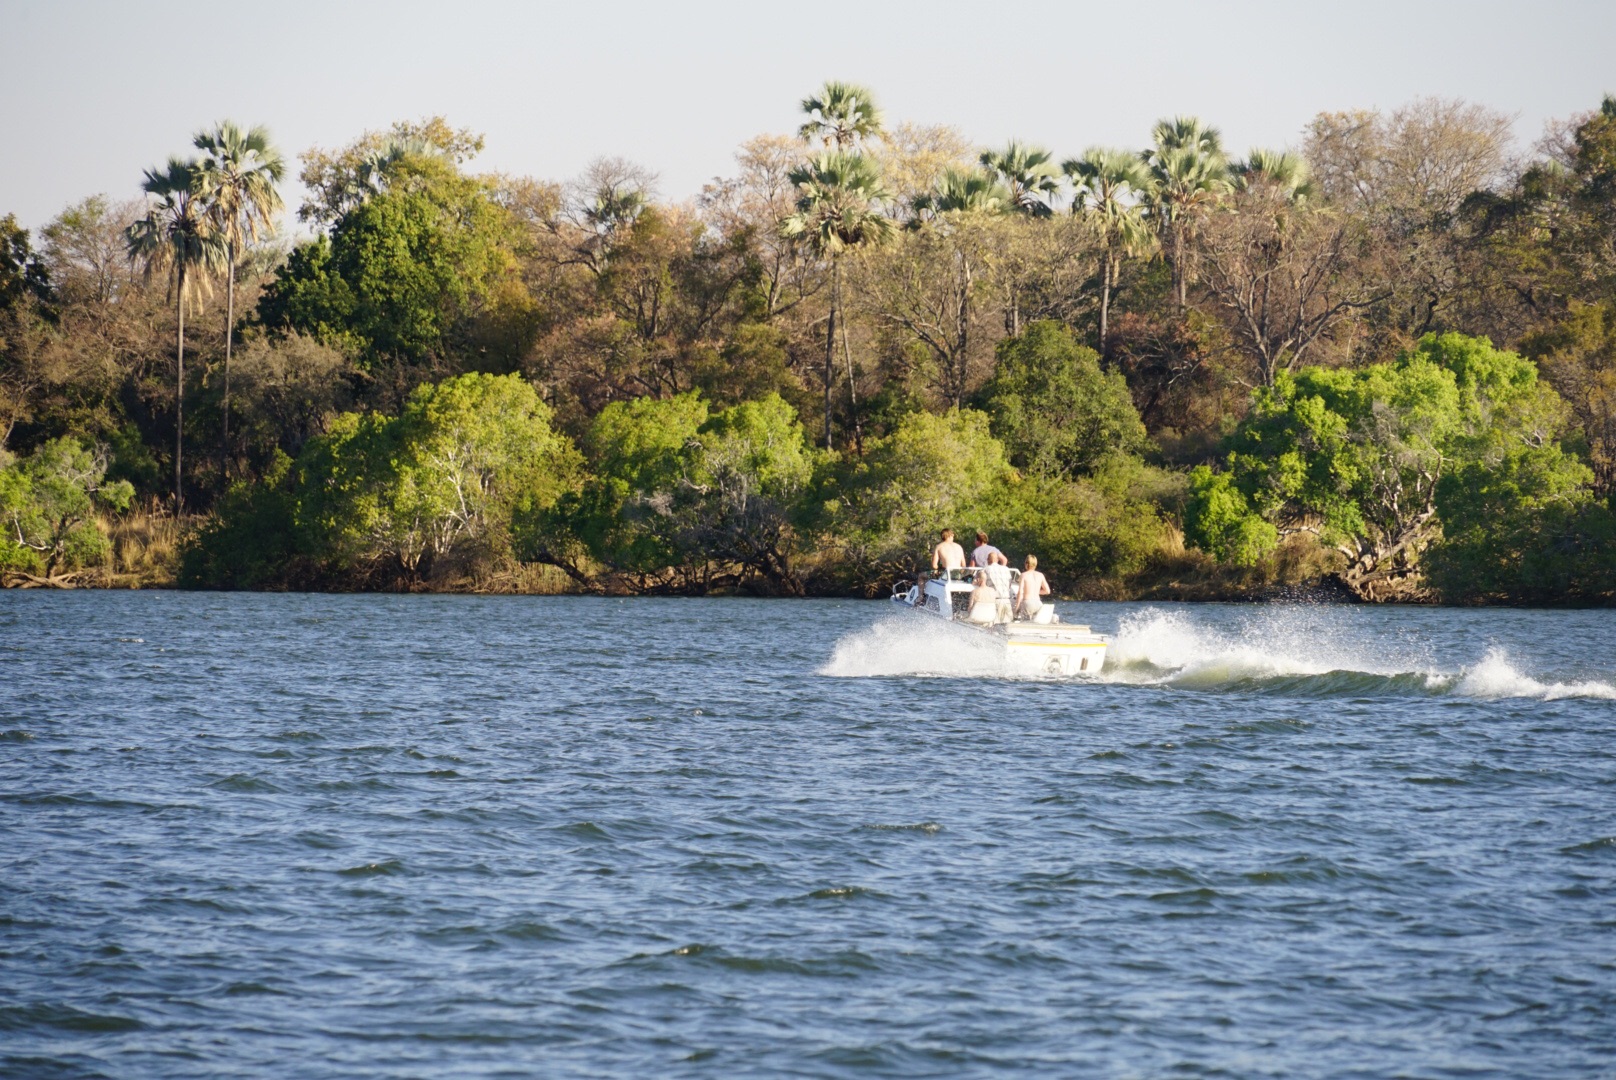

{"left": 889, "top": 577, "right": 1108, "bottom": 676}
{"left": 998, "top": 622, "right": 1109, "bottom": 676}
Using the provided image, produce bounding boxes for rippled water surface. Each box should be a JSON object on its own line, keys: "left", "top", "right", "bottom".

{"left": 3, "top": 593, "right": 1615, "bottom": 1077}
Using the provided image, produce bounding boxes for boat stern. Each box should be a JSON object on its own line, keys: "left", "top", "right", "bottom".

{"left": 1003, "top": 623, "right": 1108, "bottom": 676}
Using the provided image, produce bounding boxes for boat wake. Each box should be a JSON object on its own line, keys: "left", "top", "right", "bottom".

{"left": 821, "top": 609, "right": 1616, "bottom": 700}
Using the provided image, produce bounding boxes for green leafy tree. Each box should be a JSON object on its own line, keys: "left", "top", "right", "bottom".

{"left": 179, "top": 449, "right": 301, "bottom": 588}
{"left": 981, "top": 321, "right": 1148, "bottom": 478}
{"left": 0, "top": 214, "right": 53, "bottom": 310}
{"left": 1186, "top": 333, "right": 1575, "bottom": 598}
{"left": 1, "top": 215, "right": 56, "bottom": 448}
{"left": 194, "top": 121, "right": 285, "bottom": 476}
{"left": 126, "top": 157, "right": 227, "bottom": 512}
{"left": 993, "top": 456, "right": 1174, "bottom": 582}
{"left": 302, "top": 372, "right": 575, "bottom": 578}
{"left": 0, "top": 438, "right": 133, "bottom": 576}
{"left": 1521, "top": 302, "right": 1616, "bottom": 496}
{"left": 252, "top": 237, "right": 357, "bottom": 352}
{"left": 259, "top": 154, "right": 528, "bottom": 390}
{"left": 810, "top": 407, "right": 1012, "bottom": 584}
{"left": 190, "top": 372, "right": 578, "bottom": 585}
{"left": 1426, "top": 444, "right": 1616, "bottom": 603}
{"left": 297, "top": 116, "right": 483, "bottom": 227}
{"left": 684, "top": 394, "right": 813, "bottom": 590}
{"left": 529, "top": 392, "right": 812, "bottom": 592}
{"left": 587, "top": 392, "right": 710, "bottom": 492}
{"left": 1183, "top": 465, "right": 1279, "bottom": 565}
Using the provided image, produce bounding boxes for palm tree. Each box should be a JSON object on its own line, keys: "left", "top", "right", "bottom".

{"left": 1144, "top": 117, "right": 1231, "bottom": 306}
{"left": 978, "top": 141, "right": 1061, "bottom": 335}
{"left": 126, "top": 157, "right": 227, "bottom": 513}
{"left": 1152, "top": 116, "right": 1225, "bottom": 157}
{"left": 910, "top": 166, "right": 1012, "bottom": 220}
{"left": 977, "top": 141, "right": 1061, "bottom": 218}
{"left": 1064, "top": 148, "right": 1157, "bottom": 350}
{"left": 195, "top": 122, "right": 284, "bottom": 479}
{"left": 798, "top": 81, "right": 884, "bottom": 150}
{"left": 1233, "top": 148, "right": 1314, "bottom": 202}
{"left": 780, "top": 151, "right": 895, "bottom": 448}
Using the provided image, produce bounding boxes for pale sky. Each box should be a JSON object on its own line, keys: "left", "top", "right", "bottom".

{"left": 4, "top": 0, "right": 1613, "bottom": 233}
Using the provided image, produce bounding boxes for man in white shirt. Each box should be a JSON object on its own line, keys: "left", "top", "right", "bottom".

{"left": 983, "top": 553, "right": 1014, "bottom": 624}
{"left": 931, "top": 528, "right": 966, "bottom": 572}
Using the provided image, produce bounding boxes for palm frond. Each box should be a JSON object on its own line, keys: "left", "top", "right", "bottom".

{"left": 978, "top": 140, "right": 1061, "bottom": 216}
{"left": 780, "top": 151, "right": 895, "bottom": 256}
{"left": 799, "top": 80, "right": 884, "bottom": 150}
{"left": 125, "top": 156, "right": 227, "bottom": 309}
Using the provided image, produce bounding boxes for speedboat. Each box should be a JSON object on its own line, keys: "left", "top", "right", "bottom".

{"left": 890, "top": 568, "right": 1109, "bottom": 676}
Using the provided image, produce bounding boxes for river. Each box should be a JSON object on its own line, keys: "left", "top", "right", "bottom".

{"left": 2, "top": 593, "right": 1614, "bottom": 1077}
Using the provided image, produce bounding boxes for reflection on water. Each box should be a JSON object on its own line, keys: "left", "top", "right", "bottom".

{"left": 2, "top": 593, "right": 1614, "bottom": 1077}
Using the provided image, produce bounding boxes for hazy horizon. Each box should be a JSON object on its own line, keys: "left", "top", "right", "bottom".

{"left": 5, "top": 0, "right": 1613, "bottom": 233}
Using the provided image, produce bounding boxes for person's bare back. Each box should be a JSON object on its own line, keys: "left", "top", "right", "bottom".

{"left": 932, "top": 529, "right": 966, "bottom": 571}
{"left": 1016, "top": 555, "right": 1050, "bottom": 619}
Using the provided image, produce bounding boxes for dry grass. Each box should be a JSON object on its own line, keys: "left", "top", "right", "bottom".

{"left": 101, "top": 511, "right": 188, "bottom": 587}
{"left": 468, "top": 561, "right": 579, "bottom": 595}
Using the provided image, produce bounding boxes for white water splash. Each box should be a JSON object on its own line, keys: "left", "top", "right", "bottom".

{"left": 1103, "top": 609, "right": 1400, "bottom": 686}
{"left": 819, "top": 614, "right": 1010, "bottom": 678}
{"left": 1453, "top": 647, "right": 1616, "bottom": 700}
{"left": 824, "top": 607, "right": 1616, "bottom": 700}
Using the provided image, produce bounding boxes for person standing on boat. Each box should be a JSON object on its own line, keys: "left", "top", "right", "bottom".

{"left": 1016, "top": 554, "right": 1050, "bottom": 620}
{"left": 932, "top": 528, "right": 966, "bottom": 572}
{"left": 969, "top": 531, "right": 1002, "bottom": 568}
{"left": 984, "top": 553, "right": 1014, "bottom": 624}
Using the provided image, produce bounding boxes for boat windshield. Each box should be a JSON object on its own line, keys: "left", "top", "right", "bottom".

{"left": 936, "top": 567, "right": 1020, "bottom": 587}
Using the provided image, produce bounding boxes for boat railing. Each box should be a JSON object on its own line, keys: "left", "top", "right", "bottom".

{"left": 924, "top": 566, "right": 1021, "bottom": 587}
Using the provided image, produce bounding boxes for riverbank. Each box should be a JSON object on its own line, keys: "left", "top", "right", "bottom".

{"left": 14, "top": 511, "right": 1610, "bottom": 605}
{"left": 0, "top": 512, "right": 1372, "bottom": 602}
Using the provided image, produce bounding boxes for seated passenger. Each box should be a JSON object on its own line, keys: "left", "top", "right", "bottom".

{"left": 1015, "top": 554, "right": 1050, "bottom": 621}
{"left": 967, "top": 570, "right": 997, "bottom": 625}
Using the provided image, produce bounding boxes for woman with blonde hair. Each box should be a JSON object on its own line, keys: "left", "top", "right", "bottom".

{"left": 1015, "top": 554, "right": 1050, "bottom": 621}
{"left": 966, "top": 569, "right": 998, "bottom": 625}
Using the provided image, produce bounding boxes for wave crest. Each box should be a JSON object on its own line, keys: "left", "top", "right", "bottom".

{"left": 1453, "top": 647, "right": 1616, "bottom": 700}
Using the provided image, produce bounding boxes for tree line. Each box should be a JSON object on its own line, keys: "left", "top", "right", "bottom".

{"left": 3, "top": 86, "right": 1615, "bottom": 602}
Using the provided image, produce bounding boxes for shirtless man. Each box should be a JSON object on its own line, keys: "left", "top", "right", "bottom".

{"left": 931, "top": 528, "right": 966, "bottom": 572}
{"left": 1016, "top": 554, "right": 1050, "bottom": 620}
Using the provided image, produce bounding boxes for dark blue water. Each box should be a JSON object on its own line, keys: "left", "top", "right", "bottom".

{"left": 3, "top": 593, "right": 1614, "bottom": 1077}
